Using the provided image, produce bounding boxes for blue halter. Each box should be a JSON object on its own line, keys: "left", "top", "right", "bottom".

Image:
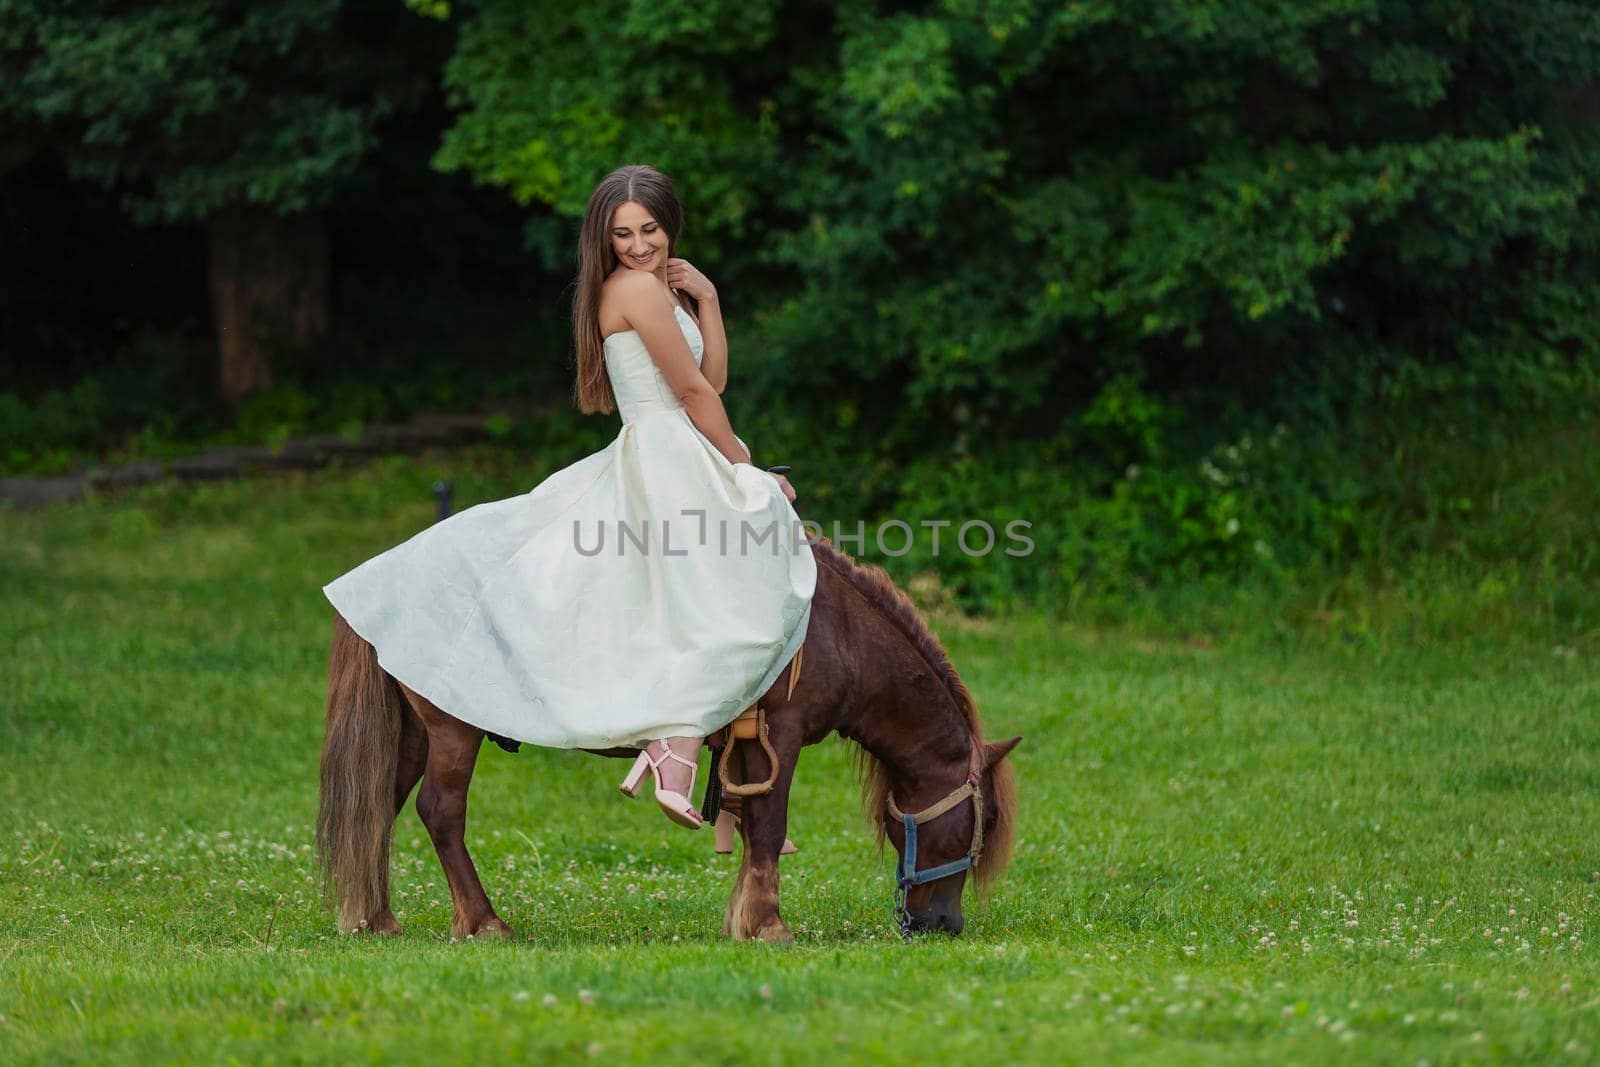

{"left": 886, "top": 775, "right": 985, "bottom": 937}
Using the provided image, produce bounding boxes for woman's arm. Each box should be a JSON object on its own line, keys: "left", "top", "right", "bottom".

{"left": 667, "top": 258, "right": 727, "bottom": 394}
{"left": 617, "top": 272, "right": 751, "bottom": 467}
{"left": 693, "top": 292, "right": 729, "bottom": 394}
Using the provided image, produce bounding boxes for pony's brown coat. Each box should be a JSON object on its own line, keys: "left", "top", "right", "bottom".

{"left": 806, "top": 537, "right": 1017, "bottom": 891}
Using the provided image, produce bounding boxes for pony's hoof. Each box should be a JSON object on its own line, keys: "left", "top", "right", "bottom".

{"left": 478, "top": 917, "right": 515, "bottom": 939}
{"left": 753, "top": 919, "right": 794, "bottom": 944}
{"left": 454, "top": 915, "right": 514, "bottom": 940}
{"left": 369, "top": 911, "right": 403, "bottom": 937}
{"left": 343, "top": 911, "right": 402, "bottom": 936}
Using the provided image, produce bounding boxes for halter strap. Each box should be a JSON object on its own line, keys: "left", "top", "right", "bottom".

{"left": 886, "top": 779, "right": 976, "bottom": 825}
{"left": 884, "top": 741, "right": 987, "bottom": 892}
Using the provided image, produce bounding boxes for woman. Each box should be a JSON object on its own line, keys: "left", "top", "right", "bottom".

{"left": 321, "top": 164, "right": 816, "bottom": 831}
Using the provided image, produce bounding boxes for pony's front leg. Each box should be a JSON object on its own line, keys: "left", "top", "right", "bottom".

{"left": 407, "top": 694, "right": 514, "bottom": 940}
{"left": 727, "top": 732, "right": 801, "bottom": 943}
{"left": 723, "top": 854, "right": 752, "bottom": 938}
{"left": 721, "top": 745, "right": 753, "bottom": 937}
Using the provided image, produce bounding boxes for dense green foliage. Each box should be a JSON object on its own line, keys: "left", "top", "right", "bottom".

{"left": 3, "top": 456, "right": 1598, "bottom": 1063}
{"left": 430, "top": 0, "right": 1600, "bottom": 416}
{"left": 429, "top": 0, "right": 1600, "bottom": 609}
{"left": 0, "top": 0, "right": 436, "bottom": 224}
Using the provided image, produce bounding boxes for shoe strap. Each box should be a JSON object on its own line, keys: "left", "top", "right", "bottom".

{"left": 649, "top": 741, "right": 700, "bottom": 772}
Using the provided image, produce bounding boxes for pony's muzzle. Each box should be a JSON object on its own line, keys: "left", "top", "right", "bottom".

{"left": 905, "top": 904, "right": 964, "bottom": 936}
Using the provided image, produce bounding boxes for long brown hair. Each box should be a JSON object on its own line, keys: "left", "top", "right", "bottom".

{"left": 571, "top": 164, "right": 692, "bottom": 414}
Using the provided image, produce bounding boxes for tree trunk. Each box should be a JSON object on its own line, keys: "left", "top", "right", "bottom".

{"left": 207, "top": 206, "right": 329, "bottom": 407}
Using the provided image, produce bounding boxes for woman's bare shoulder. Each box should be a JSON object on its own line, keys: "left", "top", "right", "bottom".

{"left": 605, "top": 270, "right": 661, "bottom": 303}
{"left": 598, "top": 271, "right": 663, "bottom": 334}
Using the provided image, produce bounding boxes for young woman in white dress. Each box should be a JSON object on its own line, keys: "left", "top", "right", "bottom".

{"left": 583, "top": 167, "right": 808, "bottom": 829}
{"left": 321, "top": 164, "right": 815, "bottom": 834}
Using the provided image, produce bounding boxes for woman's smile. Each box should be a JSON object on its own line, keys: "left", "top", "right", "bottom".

{"left": 610, "top": 200, "right": 669, "bottom": 274}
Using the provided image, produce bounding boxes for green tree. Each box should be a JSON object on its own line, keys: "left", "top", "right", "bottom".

{"left": 0, "top": 0, "right": 443, "bottom": 405}
{"left": 426, "top": 0, "right": 1600, "bottom": 455}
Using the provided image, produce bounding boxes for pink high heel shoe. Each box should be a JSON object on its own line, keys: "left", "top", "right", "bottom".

{"left": 619, "top": 738, "right": 703, "bottom": 829}
{"left": 713, "top": 796, "right": 797, "bottom": 855}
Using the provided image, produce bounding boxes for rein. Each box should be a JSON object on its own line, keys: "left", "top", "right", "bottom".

{"left": 884, "top": 742, "right": 985, "bottom": 939}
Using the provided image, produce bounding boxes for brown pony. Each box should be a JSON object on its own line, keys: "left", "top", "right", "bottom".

{"left": 315, "top": 536, "right": 1019, "bottom": 941}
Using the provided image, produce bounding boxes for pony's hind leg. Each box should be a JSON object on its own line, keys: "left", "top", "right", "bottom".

{"left": 356, "top": 701, "right": 428, "bottom": 936}
{"left": 395, "top": 700, "right": 428, "bottom": 813}
{"left": 401, "top": 685, "right": 514, "bottom": 940}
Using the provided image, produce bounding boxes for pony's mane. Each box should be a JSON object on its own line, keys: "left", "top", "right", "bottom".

{"left": 807, "top": 536, "right": 1015, "bottom": 891}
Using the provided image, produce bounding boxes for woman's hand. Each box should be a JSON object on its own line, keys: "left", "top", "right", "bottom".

{"left": 772, "top": 472, "right": 796, "bottom": 503}
{"left": 666, "top": 257, "right": 716, "bottom": 303}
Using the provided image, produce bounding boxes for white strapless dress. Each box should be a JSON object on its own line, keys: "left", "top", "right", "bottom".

{"left": 321, "top": 305, "right": 816, "bottom": 748}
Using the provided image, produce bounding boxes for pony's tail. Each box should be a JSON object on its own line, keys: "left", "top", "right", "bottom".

{"left": 316, "top": 613, "right": 403, "bottom": 932}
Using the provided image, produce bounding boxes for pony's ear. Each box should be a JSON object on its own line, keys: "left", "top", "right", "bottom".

{"left": 983, "top": 735, "right": 1021, "bottom": 769}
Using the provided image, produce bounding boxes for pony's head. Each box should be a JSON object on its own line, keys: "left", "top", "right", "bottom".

{"left": 870, "top": 733, "right": 1020, "bottom": 934}
{"left": 810, "top": 534, "right": 1020, "bottom": 935}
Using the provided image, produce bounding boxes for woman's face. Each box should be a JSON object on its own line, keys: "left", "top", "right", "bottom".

{"left": 610, "top": 200, "right": 669, "bottom": 277}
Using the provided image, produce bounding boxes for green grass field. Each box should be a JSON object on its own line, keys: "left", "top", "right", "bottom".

{"left": 3, "top": 449, "right": 1597, "bottom": 1064}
